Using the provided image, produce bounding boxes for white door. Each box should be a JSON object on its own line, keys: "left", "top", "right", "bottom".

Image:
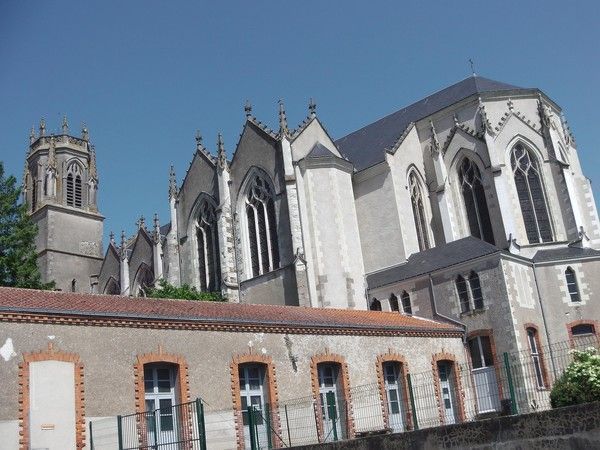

{"left": 383, "top": 362, "right": 406, "bottom": 432}
{"left": 437, "top": 361, "right": 457, "bottom": 425}
{"left": 318, "top": 364, "right": 343, "bottom": 442}
{"left": 469, "top": 336, "right": 501, "bottom": 413}
{"left": 144, "top": 364, "right": 178, "bottom": 448}
{"left": 240, "top": 364, "right": 269, "bottom": 449}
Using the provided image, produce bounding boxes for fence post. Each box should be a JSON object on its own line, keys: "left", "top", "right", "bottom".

{"left": 406, "top": 373, "right": 419, "bottom": 430}
{"left": 89, "top": 420, "right": 94, "bottom": 450}
{"left": 503, "top": 352, "right": 518, "bottom": 415}
{"left": 284, "top": 404, "right": 292, "bottom": 447}
{"left": 117, "top": 415, "right": 124, "bottom": 450}
{"left": 152, "top": 410, "right": 159, "bottom": 450}
{"left": 248, "top": 406, "right": 258, "bottom": 450}
{"left": 326, "top": 391, "right": 338, "bottom": 442}
{"left": 195, "top": 398, "right": 207, "bottom": 450}
{"left": 265, "top": 403, "right": 273, "bottom": 449}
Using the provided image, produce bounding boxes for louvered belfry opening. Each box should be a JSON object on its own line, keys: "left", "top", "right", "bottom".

{"left": 458, "top": 158, "right": 494, "bottom": 245}
{"left": 511, "top": 144, "right": 553, "bottom": 244}
{"left": 245, "top": 173, "right": 280, "bottom": 278}
{"left": 66, "top": 162, "right": 84, "bottom": 209}
{"left": 66, "top": 173, "right": 74, "bottom": 206}
{"left": 196, "top": 198, "right": 221, "bottom": 292}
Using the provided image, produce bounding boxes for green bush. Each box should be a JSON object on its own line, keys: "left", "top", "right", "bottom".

{"left": 145, "top": 279, "right": 224, "bottom": 302}
{"left": 550, "top": 347, "right": 600, "bottom": 408}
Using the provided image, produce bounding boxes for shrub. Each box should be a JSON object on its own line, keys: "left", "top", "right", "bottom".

{"left": 145, "top": 279, "right": 224, "bottom": 302}
{"left": 550, "top": 347, "right": 600, "bottom": 408}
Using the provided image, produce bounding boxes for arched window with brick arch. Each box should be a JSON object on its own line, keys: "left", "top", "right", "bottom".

{"left": 525, "top": 325, "right": 548, "bottom": 389}
{"left": 457, "top": 157, "right": 494, "bottom": 244}
{"left": 467, "top": 331, "right": 501, "bottom": 413}
{"left": 432, "top": 353, "right": 464, "bottom": 425}
{"left": 568, "top": 321, "right": 598, "bottom": 349}
{"left": 510, "top": 143, "right": 553, "bottom": 243}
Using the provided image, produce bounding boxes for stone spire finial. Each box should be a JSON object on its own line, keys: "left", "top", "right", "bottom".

{"left": 217, "top": 133, "right": 228, "bottom": 170}
{"left": 153, "top": 213, "right": 161, "bottom": 243}
{"left": 109, "top": 231, "right": 115, "bottom": 246}
{"left": 538, "top": 93, "right": 552, "bottom": 128}
{"left": 278, "top": 99, "right": 289, "bottom": 137}
{"left": 48, "top": 136, "right": 57, "bottom": 169}
{"left": 429, "top": 120, "right": 441, "bottom": 155}
{"left": 89, "top": 145, "right": 97, "bottom": 180}
{"left": 244, "top": 100, "right": 252, "bottom": 118}
{"left": 478, "top": 96, "right": 493, "bottom": 135}
{"left": 39, "top": 118, "right": 46, "bottom": 137}
{"left": 82, "top": 123, "right": 89, "bottom": 141}
{"left": 507, "top": 98, "right": 514, "bottom": 112}
{"left": 308, "top": 98, "right": 317, "bottom": 118}
{"left": 138, "top": 215, "right": 146, "bottom": 230}
{"left": 120, "top": 230, "right": 127, "bottom": 258}
{"left": 62, "top": 115, "right": 69, "bottom": 134}
{"left": 195, "top": 130, "right": 203, "bottom": 149}
{"left": 168, "top": 165, "right": 178, "bottom": 199}
{"left": 29, "top": 125, "right": 36, "bottom": 144}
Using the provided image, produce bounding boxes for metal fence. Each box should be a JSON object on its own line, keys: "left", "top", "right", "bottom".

{"left": 90, "top": 335, "right": 599, "bottom": 450}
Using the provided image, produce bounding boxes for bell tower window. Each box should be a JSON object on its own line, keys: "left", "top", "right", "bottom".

{"left": 66, "top": 162, "right": 84, "bottom": 208}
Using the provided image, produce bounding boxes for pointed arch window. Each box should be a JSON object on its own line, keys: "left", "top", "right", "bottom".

{"left": 245, "top": 173, "right": 280, "bottom": 277}
{"left": 456, "top": 275, "right": 470, "bottom": 313}
{"left": 458, "top": 158, "right": 494, "bottom": 244}
{"left": 401, "top": 291, "right": 412, "bottom": 315}
{"left": 370, "top": 298, "right": 382, "bottom": 311}
{"left": 565, "top": 267, "right": 580, "bottom": 303}
{"left": 469, "top": 271, "right": 484, "bottom": 310}
{"left": 389, "top": 294, "right": 399, "bottom": 312}
{"left": 511, "top": 144, "right": 553, "bottom": 243}
{"left": 409, "top": 172, "right": 430, "bottom": 251}
{"left": 196, "top": 197, "right": 221, "bottom": 292}
{"left": 66, "top": 162, "right": 83, "bottom": 208}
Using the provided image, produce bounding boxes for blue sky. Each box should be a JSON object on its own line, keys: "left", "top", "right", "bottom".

{"left": 1, "top": 1, "right": 599, "bottom": 243}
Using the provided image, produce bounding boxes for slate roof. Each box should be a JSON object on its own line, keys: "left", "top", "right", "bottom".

{"left": 335, "top": 76, "right": 527, "bottom": 171}
{"left": 306, "top": 142, "right": 337, "bottom": 159}
{"left": 533, "top": 246, "right": 600, "bottom": 263}
{"left": 367, "top": 237, "right": 501, "bottom": 289}
{"left": 0, "top": 287, "right": 461, "bottom": 335}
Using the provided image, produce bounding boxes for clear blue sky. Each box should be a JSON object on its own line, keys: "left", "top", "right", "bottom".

{"left": 1, "top": 1, "right": 599, "bottom": 244}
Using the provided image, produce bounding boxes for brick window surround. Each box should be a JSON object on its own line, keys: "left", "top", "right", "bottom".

{"left": 523, "top": 323, "right": 550, "bottom": 389}
{"left": 310, "top": 351, "right": 355, "bottom": 441}
{"left": 18, "top": 343, "right": 85, "bottom": 450}
{"left": 431, "top": 352, "right": 465, "bottom": 425}
{"left": 466, "top": 329, "right": 504, "bottom": 409}
{"left": 375, "top": 351, "right": 413, "bottom": 431}
{"left": 230, "top": 353, "right": 281, "bottom": 450}
{"left": 566, "top": 319, "right": 600, "bottom": 349}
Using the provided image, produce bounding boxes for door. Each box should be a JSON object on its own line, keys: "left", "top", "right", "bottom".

{"left": 383, "top": 362, "right": 406, "bottom": 432}
{"left": 240, "top": 364, "right": 269, "bottom": 449}
{"left": 318, "top": 364, "right": 344, "bottom": 442}
{"left": 437, "top": 361, "right": 457, "bottom": 425}
{"left": 144, "top": 364, "right": 178, "bottom": 447}
{"left": 468, "top": 336, "right": 501, "bottom": 412}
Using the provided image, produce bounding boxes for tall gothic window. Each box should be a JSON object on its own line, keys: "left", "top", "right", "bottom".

{"left": 469, "top": 271, "right": 484, "bottom": 310}
{"left": 564, "top": 267, "right": 580, "bottom": 303}
{"left": 196, "top": 198, "right": 221, "bottom": 291}
{"left": 458, "top": 158, "right": 494, "bottom": 244}
{"left": 409, "top": 172, "right": 430, "bottom": 251}
{"left": 389, "top": 294, "right": 399, "bottom": 312}
{"left": 31, "top": 176, "right": 37, "bottom": 211}
{"left": 511, "top": 144, "right": 553, "bottom": 243}
{"left": 456, "top": 275, "right": 470, "bottom": 313}
{"left": 245, "top": 173, "right": 280, "bottom": 277}
{"left": 401, "top": 290, "right": 412, "bottom": 315}
{"left": 66, "top": 162, "right": 83, "bottom": 208}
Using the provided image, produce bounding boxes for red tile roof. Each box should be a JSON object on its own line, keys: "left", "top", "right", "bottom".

{"left": 0, "top": 287, "right": 463, "bottom": 337}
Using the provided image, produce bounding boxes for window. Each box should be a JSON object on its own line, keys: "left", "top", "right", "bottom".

{"left": 31, "top": 176, "right": 37, "bottom": 211}
{"left": 467, "top": 335, "right": 501, "bottom": 412}
{"left": 511, "top": 144, "right": 553, "bottom": 243}
{"left": 317, "top": 363, "right": 346, "bottom": 441}
{"left": 66, "top": 162, "right": 84, "bottom": 208}
{"left": 382, "top": 361, "right": 408, "bottom": 432}
{"left": 389, "top": 294, "right": 399, "bottom": 312}
{"left": 401, "top": 291, "right": 412, "bottom": 315}
{"left": 196, "top": 198, "right": 221, "bottom": 291}
{"left": 469, "top": 271, "right": 484, "bottom": 310}
{"left": 370, "top": 298, "right": 382, "bottom": 311}
{"left": 526, "top": 328, "right": 545, "bottom": 389}
{"left": 565, "top": 267, "right": 580, "bottom": 302}
{"left": 457, "top": 158, "right": 494, "bottom": 244}
{"left": 245, "top": 173, "right": 279, "bottom": 277}
{"left": 144, "top": 363, "right": 178, "bottom": 440}
{"left": 571, "top": 324, "right": 595, "bottom": 336}
{"left": 437, "top": 360, "right": 459, "bottom": 424}
{"left": 455, "top": 275, "right": 470, "bottom": 313}
{"left": 468, "top": 336, "right": 494, "bottom": 369}
{"left": 71, "top": 279, "right": 76, "bottom": 292}
{"left": 239, "top": 364, "right": 269, "bottom": 448}
{"left": 409, "top": 172, "right": 430, "bottom": 251}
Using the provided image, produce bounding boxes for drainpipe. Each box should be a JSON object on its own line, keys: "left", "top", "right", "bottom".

{"left": 531, "top": 261, "right": 558, "bottom": 380}
{"left": 429, "top": 274, "right": 467, "bottom": 343}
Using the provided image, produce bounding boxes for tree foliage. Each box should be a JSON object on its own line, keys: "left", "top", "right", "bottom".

{"left": 0, "top": 162, "right": 53, "bottom": 289}
{"left": 550, "top": 347, "right": 600, "bottom": 408}
{"left": 145, "top": 278, "right": 224, "bottom": 302}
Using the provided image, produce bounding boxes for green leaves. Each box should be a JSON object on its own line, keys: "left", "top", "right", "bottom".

{"left": 145, "top": 278, "right": 224, "bottom": 302}
{"left": 550, "top": 347, "right": 600, "bottom": 408}
{"left": 0, "top": 162, "right": 54, "bottom": 289}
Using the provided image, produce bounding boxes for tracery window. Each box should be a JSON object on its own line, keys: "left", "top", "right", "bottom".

{"left": 245, "top": 173, "right": 279, "bottom": 277}
{"left": 511, "top": 144, "right": 553, "bottom": 243}
{"left": 409, "top": 172, "right": 430, "bottom": 251}
{"left": 196, "top": 198, "right": 221, "bottom": 291}
{"left": 401, "top": 291, "right": 412, "bottom": 315}
{"left": 565, "top": 267, "right": 580, "bottom": 303}
{"left": 457, "top": 158, "right": 494, "bottom": 244}
{"left": 66, "top": 162, "right": 83, "bottom": 208}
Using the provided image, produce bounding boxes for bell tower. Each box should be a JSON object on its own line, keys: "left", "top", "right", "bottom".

{"left": 23, "top": 117, "right": 104, "bottom": 292}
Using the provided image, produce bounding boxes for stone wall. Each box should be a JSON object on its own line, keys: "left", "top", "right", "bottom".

{"left": 289, "top": 401, "right": 600, "bottom": 450}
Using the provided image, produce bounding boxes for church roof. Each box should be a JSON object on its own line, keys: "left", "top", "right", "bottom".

{"left": 306, "top": 142, "right": 337, "bottom": 158}
{"left": 533, "top": 246, "right": 600, "bottom": 263}
{"left": 0, "top": 287, "right": 462, "bottom": 337}
{"left": 367, "top": 237, "right": 501, "bottom": 289}
{"left": 335, "top": 76, "right": 526, "bottom": 171}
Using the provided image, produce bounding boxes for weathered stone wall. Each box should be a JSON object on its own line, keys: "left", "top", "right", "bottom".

{"left": 289, "top": 401, "right": 600, "bottom": 450}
